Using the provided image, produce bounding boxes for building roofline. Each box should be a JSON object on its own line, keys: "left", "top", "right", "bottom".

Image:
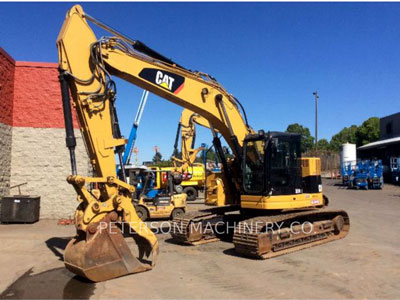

{"left": 0, "top": 47, "right": 16, "bottom": 65}
{"left": 358, "top": 136, "right": 400, "bottom": 150}
{"left": 0, "top": 48, "right": 58, "bottom": 68}
{"left": 380, "top": 112, "right": 400, "bottom": 121}
{"left": 15, "top": 61, "right": 58, "bottom": 68}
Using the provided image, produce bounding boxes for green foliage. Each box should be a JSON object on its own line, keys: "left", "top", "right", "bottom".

{"left": 329, "top": 117, "right": 379, "bottom": 151}
{"left": 286, "top": 123, "right": 315, "bottom": 153}
{"left": 355, "top": 117, "right": 380, "bottom": 147}
{"left": 152, "top": 151, "right": 162, "bottom": 164}
{"left": 153, "top": 160, "right": 174, "bottom": 167}
{"left": 316, "top": 138, "right": 330, "bottom": 150}
{"left": 329, "top": 125, "right": 358, "bottom": 152}
{"left": 206, "top": 148, "right": 217, "bottom": 162}
{"left": 194, "top": 147, "right": 218, "bottom": 163}
{"left": 150, "top": 151, "right": 178, "bottom": 167}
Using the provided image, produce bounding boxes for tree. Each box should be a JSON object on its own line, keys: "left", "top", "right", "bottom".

{"left": 205, "top": 147, "right": 217, "bottom": 162}
{"left": 154, "top": 160, "right": 174, "bottom": 167}
{"left": 356, "top": 117, "right": 380, "bottom": 147}
{"left": 152, "top": 151, "right": 162, "bottom": 164}
{"left": 316, "top": 138, "right": 330, "bottom": 151}
{"left": 286, "top": 123, "right": 315, "bottom": 153}
{"left": 329, "top": 125, "right": 358, "bottom": 152}
{"left": 329, "top": 117, "right": 379, "bottom": 151}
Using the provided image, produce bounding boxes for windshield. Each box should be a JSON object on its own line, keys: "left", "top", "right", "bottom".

{"left": 268, "top": 136, "right": 302, "bottom": 194}
{"left": 270, "top": 137, "right": 301, "bottom": 169}
{"left": 243, "top": 135, "right": 302, "bottom": 195}
{"left": 243, "top": 139, "right": 265, "bottom": 193}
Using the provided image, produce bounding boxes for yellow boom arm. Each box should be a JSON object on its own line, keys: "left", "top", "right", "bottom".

{"left": 172, "top": 109, "right": 211, "bottom": 169}
{"left": 56, "top": 5, "right": 252, "bottom": 281}
{"left": 173, "top": 109, "right": 231, "bottom": 207}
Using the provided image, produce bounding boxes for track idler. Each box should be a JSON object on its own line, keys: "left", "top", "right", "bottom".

{"left": 64, "top": 211, "right": 158, "bottom": 282}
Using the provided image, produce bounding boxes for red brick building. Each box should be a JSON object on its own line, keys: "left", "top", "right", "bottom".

{"left": 0, "top": 48, "right": 90, "bottom": 218}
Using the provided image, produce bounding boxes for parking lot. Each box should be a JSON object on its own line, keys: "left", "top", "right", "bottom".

{"left": 0, "top": 179, "right": 399, "bottom": 299}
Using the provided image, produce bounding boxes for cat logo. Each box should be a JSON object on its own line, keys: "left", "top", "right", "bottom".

{"left": 155, "top": 71, "right": 174, "bottom": 90}
{"left": 139, "top": 68, "right": 185, "bottom": 94}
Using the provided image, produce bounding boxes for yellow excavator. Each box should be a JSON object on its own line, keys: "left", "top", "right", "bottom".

{"left": 167, "top": 109, "right": 208, "bottom": 200}
{"left": 173, "top": 109, "right": 207, "bottom": 165}
{"left": 173, "top": 110, "right": 327, "bottom": 211}
{"left": 57, "top": 5, "right": 349, "bottom": 282}
{"left": 171, "top": 108, "right": 229, "bottom": 206}
{"left": 123, "top": 109, "right": 208, "bottom": 221}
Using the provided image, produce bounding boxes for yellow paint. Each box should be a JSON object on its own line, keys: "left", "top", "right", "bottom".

{"left": 57, "top": 5, "right": 330, "bottom": 277}
{"left": 160, "top": 82, "right": 169, "bottom": 89}
{"left": 301, "top": 157, "right": 321, "bottom": 177}
{"left": 205, "top": 172, "right": 229, "bottom": 206}
{"left": 241, "top": 193, "right": 324, "bottom": 210}
{"left": 137, "top": 193, "right": 187, "bottom": 219}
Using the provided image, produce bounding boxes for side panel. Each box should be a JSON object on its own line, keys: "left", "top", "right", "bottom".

{"left": 241, "top": 193, "right": 323, "bottom": 210}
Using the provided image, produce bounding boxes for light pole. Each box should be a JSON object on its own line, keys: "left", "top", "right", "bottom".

{"left": 313, "top": 91, "right": 319, "bottom": 150}
{"left": 133, "top": 147, "right": 139, "bottom": 165}
{"left": 153, "top": 146, "right": 160, "bottom": 163}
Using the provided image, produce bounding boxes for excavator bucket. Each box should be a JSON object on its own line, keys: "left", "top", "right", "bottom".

{"left": 64, "top": 212, "right": 156, "bottom": 282}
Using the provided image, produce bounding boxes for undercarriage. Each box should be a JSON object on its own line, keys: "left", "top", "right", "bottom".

{"left": 171, "top": 207, "right": 349, "bottom": 259}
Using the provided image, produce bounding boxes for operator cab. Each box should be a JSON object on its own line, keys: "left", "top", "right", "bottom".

{"left": 122, "top": 166, "right": 156, "bottom": 199}
{"left": 243, "top": 131, "right": 302, "bottom": 196}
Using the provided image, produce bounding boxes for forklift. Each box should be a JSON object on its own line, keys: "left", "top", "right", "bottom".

{"left": 126, "top": 165, "right": 187, "bottom": 221}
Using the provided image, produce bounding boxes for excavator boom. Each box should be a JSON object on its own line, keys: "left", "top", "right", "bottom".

{"left": 57, "top": 5, "right": 250, "bottom": 281}
{"left": 171, "top": 109, "right": 212, "bottom": 170}
{"left": 57, "top": 5, "right": 349, "bottom": 281}
{"left": 171, "top": 109, "right": 230, "bottom": 205}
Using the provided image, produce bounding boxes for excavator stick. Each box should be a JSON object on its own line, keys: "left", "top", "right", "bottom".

{"left": 57, "top": 6, "right": 162, "bottom": 281}
{"left": 64, "top": 212, "right": 156, "bottom": 282}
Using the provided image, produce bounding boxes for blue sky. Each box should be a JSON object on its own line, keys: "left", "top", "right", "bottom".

{"left": 1, "top": 2, "right": 399, "bottom": 162}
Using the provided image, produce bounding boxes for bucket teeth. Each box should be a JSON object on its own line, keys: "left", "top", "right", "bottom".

{"left": 64, "top": 213, "right": 155, "bottom": 282}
